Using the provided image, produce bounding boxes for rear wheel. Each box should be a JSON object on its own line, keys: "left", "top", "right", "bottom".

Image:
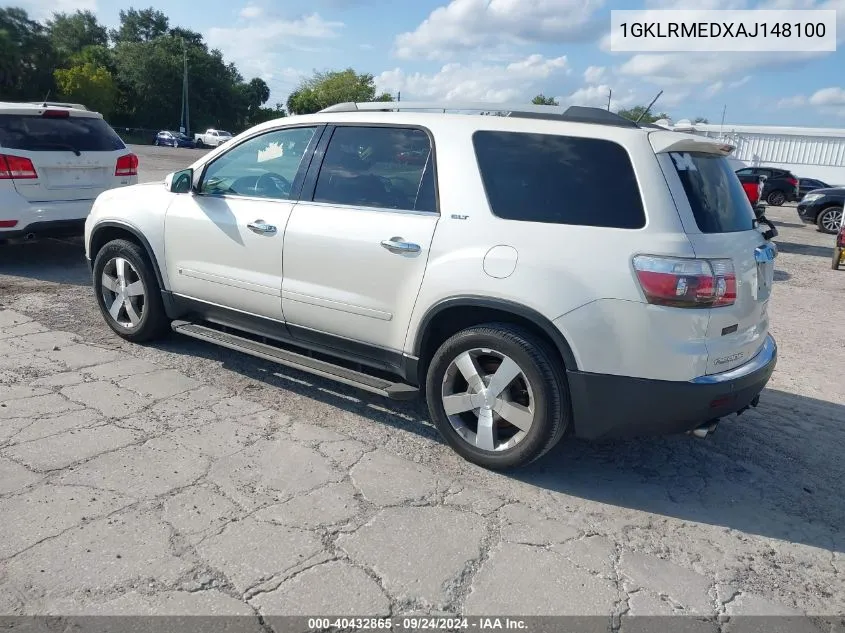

{"left": 817, "top": 206, "right": 843, "bottom": 234}
{"left": 425, "top": 324, "right": 569, "bottom": 470}
{"left": 92, "top": 239, "right": 169, "bottom": 343}
{"left": 767, "top": 190, "right": 786, "bottom": 206}
{"left": 833, "top": 247, "right": 843, "bottom": 270}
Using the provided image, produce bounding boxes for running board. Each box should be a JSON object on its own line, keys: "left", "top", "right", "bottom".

{"left": 171, "top": 320, "right": 419, "bottom": 401}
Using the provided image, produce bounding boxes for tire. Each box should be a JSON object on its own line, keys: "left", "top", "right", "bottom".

{"left": 92, "top": 239, "right": 169, "bottom": 343}
{"left": 153, "top": 140, "right": 159, "bottom": 146}
{"left": 767, "top": 190, "right": 786, "bottom": 206}
{"left": 817, "top": 206, "right": 843, "bottom": 234}
{"left": 425, "top": 323, "right": 570, "bottom": 470}
{"left": 833, "top": 247, "right": 843, "bottom": 271}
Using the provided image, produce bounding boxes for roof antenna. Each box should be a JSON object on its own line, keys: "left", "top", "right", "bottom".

{"left": 636, "top": 90, "right": 663, "bottom": 124}
{"left": 42, "top": 90, "right": 51, "bottom": 107}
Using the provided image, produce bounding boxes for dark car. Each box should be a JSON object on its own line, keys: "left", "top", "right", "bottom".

{"left": 735, "top": 167, "right": 799, "bottom": 206}
{"left": 796, "top": 187, "right": 845, "bottom": 234}
{"left": 154, "top": 130, "right": 196, "bottom": 148}
{"left": 798, "top": 177, "right": 831, "bottom": 199}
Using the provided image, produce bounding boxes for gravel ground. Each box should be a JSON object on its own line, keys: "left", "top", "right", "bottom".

{"left": 0, "top": 145, "right": 843, "bottom": 622}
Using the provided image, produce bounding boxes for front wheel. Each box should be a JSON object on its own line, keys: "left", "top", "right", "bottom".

{"left": 92, "top": 239, "right": 169, "bottom": 343}
{"left": 833, "top": 247, "right": 843, "bottom": 270}
{"left": 425, "top": 324, "right": 570, "bottom": 470}
{"left": 817, "top": 206, "right": 843, "bottom": 234}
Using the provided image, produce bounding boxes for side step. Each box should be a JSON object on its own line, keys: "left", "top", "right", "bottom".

{"left": 171, "top": 321, "right": 419, "bottom": 401}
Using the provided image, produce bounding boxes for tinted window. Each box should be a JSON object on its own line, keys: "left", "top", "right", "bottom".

{"left": 200, "top": 126, "right": 317, "bottom": 200}
{"left": 736, "top": 168, "right": 753, "bottom": 175}
{"left": 670, "top": 152, "right": 754, "bottom": 233}
{"left": 472, "top": 131, "right": 645, "bottom": 228}
{"left": 313, "top": 126, "right": 436, "bottom": 212}
{"left": 0, "top": 114, "right": 125, "bottom": 151}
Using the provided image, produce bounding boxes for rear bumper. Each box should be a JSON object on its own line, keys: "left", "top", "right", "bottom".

{"left": 568, "top": 335, "right": 777, "bottom": 440}
{"left": 0, "top": 198, "right": 95, "bottom": 237}
{"left": 0, "top": 219, "right": 86, "bottom": 240}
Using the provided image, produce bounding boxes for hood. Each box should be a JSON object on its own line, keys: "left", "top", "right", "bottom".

{"left": 804, "top": 187, "right": 845, "bottom": 197}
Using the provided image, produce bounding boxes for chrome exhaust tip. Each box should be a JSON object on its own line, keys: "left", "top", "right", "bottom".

{"left": 690, "top": 420, "right": 719, "bottom": 439}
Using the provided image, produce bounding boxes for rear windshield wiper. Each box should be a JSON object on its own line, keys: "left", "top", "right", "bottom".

{"left": 30, "top": 142, "right": 82, "bottom": 156}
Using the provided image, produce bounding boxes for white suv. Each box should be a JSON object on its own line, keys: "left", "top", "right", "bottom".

{"left": 84, "top": 101, "right": 778, "bottom": 469}
{"left": 0, "top": 102, "right": 137, "bottom": 241}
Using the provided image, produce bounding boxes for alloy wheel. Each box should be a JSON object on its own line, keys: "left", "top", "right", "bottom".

{"left": 821, "top": 208, "right": 843, "bottom": 233}
{"left": 441, "top": 348, "right": 536, "bottom": 452}
{"left": 100, "top": 257, "right": 146, "bottom": 328}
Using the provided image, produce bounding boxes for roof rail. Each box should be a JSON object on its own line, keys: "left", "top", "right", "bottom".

{"left": 318, "top": 101, "right": 640, "bottom": 128}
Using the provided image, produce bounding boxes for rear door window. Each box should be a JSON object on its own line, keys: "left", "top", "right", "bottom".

{"left": 471, "top": 131, "right": 645, "bottom": 228}
{"left": 669, "top": 151, "right": 755, "bottom": 233}
{"left": 0, "top": 114, "right": 126, "bottom": 152}
{"left": 312, "top": 126, "right": 437, "bottom": 213}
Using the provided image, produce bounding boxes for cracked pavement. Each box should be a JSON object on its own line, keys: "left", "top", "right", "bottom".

{"left": 1, "top": 162, "right": 844, "bottom": 627}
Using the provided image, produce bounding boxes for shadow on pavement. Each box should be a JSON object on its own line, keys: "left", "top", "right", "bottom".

{"left": 0, "top": 236, "right": 89, "bottom": 287}
{"left": 516, "top": 388, "right": 845, "bottom": 554}
{"left": 158, "top": 334, "right": 843, "bottom": 554}
{"left": 775, "top": 240, "right": 833, "bottom": 259}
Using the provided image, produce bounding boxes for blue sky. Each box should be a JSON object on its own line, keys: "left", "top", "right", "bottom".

{"left": 12, "top": 0, "right": 845, "bottom": 126}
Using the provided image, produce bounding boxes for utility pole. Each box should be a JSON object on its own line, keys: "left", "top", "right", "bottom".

{"left": 180, "top": 39, "right": 189, "bottom": 135}
{"left": 607, "top": 89, "right": 612, "bottom": 111}
{"left": 397, "top": 91, "right": 401, "bottom": 102}
{"left": 720, "top": 104, "right": 727, "bottom": 136}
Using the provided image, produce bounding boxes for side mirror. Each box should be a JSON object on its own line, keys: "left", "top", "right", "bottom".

{"left": 166, "top": 168, "right": 194, "bottom": 193}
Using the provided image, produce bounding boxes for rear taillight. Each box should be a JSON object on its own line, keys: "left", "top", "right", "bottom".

{"left": 115, "top": 153, "right": 138, "bottom": 177}
{"left": 633, "top": 255, "right": 736, "bottom": 308}
{"left": 0, "top": 154, "right": 38, "bottom": 180}
{"left": 787, "top": 177, "right": 798, "bottom": 187}
{"left": 0, "top": 220, "right": 19, "bottom": 228}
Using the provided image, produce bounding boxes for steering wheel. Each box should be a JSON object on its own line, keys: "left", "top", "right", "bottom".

{"left": 254, "top": 172, "right": 292, "bottom": 197}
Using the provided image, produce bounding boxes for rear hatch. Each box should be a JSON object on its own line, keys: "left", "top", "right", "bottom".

{"left": 651, "top": 132, "right": 775, "bottom": 375}
{"left": 0, "top": 109, "right": 131, "bottom": 202}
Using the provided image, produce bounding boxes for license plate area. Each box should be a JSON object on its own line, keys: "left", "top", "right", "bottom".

{"left": 44, "top": 168, "right": 106, "bottom": 189}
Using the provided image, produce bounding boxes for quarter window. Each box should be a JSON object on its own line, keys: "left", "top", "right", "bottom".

{"left": 472, "top": 131, "right": 645, "bottom": 228}
{"left": 199, "top": 126, "right": 318, "bottom": 200}
{"left": 313, "top": 126, "right": 436, "bottom": 212}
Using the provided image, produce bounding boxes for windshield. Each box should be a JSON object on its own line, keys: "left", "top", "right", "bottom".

{"left": 219, "top": 131, "right": 232, "bottom": 137}
{"left": 669, "top": 151, "right": 755, "bottom": 234}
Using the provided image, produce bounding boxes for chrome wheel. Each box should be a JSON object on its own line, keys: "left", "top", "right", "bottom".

{"left": 820, "top": 207, "right": 843, "bottom": 233}
{"left": 441, "top": 348, "right": 535, "bottom": 452}
{"left": 767, "top": 190, "right": 786, "bottom": 206}
{"left": 100, "top": 257, "right": 146, "bottom": 328}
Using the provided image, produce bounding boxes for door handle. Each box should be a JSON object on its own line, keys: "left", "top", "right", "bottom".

{"left": 247, "top": 220, "right": 277, "bottom": 235}
{"left": 381, "top": 238, "right": 421, "bottom": 254}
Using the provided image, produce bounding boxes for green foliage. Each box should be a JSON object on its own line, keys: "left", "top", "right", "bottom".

{"left": 47, "top": 10, "right": 107, "bottom": 56}
{"left": 286, "top": 68, "right": 394, "bottom": 114}
{"left": 110, "top": 7, "right": 169, "bottom": 43}
{"left": 54, "top": 62, "right": 117, "bottom": 116}
{"left": 0, "top": 7, "right": 57, "bottom": 100}
{"left": 694, "top": 116, "right": 709, "bottom": 124}
{"left": 617, "top": 105, "right": 670, "bottom": 124}
{"left": 531, "top": 94, "right": 559, "bottom": 106}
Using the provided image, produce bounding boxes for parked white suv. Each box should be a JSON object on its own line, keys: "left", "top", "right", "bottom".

{"left": 0, "top": 102, "right": 137, "bottom": 241}
{"left": 84, "top": 101, "right": 778, "bottom": 469}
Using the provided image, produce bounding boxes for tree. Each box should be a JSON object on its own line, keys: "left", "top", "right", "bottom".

{"left": 693, "top": 116, "right": 709, "bottom": 124}
{"left": 0, "top": 8, "right": 57, "bottom": 100}
{"left": 47, "top": 10, "right": 107, "bottom": 57}
{"left": 54, "top": 62, "right": 117, "bottom": 116}
{"left": 110, "top": 7, "right": 169, "bottom": 43}
{"left": 617, "top": 105, "right": 670, "bottom": 124}
{"left": 286, "top": 68, "right": 393, "bottom": 115}
{"left": 532, "top": 94, "right": 559, "bottom": 106}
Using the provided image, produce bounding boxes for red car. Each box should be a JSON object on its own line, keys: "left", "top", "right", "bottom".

{"left": 737, "top": 172, "right": 764, "bottom": 206}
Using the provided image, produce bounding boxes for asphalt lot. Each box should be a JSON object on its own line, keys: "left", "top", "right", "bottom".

{"left": 0, "top": 145, "right": 843, "bottom": 624}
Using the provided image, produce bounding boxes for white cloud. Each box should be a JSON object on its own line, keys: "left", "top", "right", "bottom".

{"left": 239, "top": 4, "right": 264, "bottom": 19}
{"left": 583, "top": 65, "right": 606, "bottom": 84}
{"left": 809, "top": 87, "right": 845, "bottom": 106}
{"left": 375, "top": 54, "right": 570, "bottom": 103}
{"left": 205, "top": 13, "right": 342, "bottom": 98}
{"left": 557, "top": 83, "right": 638, "bottom": 110}
{"left": 777, "top": 94, "right": 808, "bottom": 109}
{"left": 16, "top": 0, "right": 96, "bottom": 20}
{"left": 393, "top": 0, "right": 604, "bottom": 60}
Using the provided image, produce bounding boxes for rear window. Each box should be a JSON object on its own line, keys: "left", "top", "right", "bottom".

{"left": 669, "top": 152, "right": 755, "bottom": 233}
{"left": 472, "top": 131, "right": 645, "bottom": 229}
{"left": 0, "top": 114, "right": 126, "bottom": 152}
